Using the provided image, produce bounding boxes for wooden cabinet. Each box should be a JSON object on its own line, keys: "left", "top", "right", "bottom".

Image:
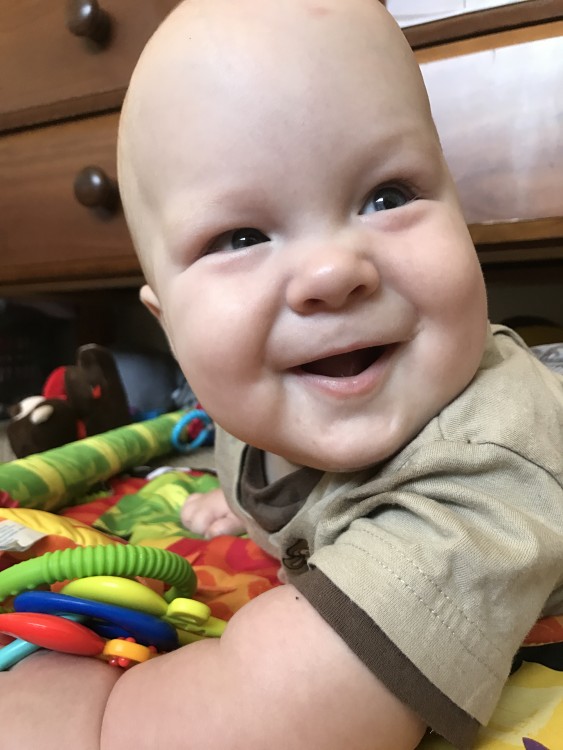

{"left": 417, "top": 20, "right": 563, "bottom": 255}
{"left": 0, "top": 0, "right": 178, "bottom": 292}
{"left": 0, "top": 113, "right": 135, "bottom": 286}
{"left": 0, "top": 0, "right": 178, "bottom": 131}
{"left": 387, "top": 0, "right": 534, "bottom": 28}
{"left": 395, "top": 1, "right": 563, "bottom": 261}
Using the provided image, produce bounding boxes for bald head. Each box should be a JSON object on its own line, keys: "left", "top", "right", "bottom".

{"left": 118, "top": 0, "right": 439, "bottom": 284}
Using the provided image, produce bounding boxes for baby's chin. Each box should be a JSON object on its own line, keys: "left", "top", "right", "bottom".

{"left": 277, "top": 421, "right": 429, "bottom": 474}
{"left": 304, "top": 459, "right": 386, "bottom": 474}
{"left": 278, "top": 446, "right": 398, "bottom": 475}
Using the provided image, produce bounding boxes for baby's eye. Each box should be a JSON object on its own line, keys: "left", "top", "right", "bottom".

{"left": 229, "top": 228, "right": 270, "bottom": 249}
{"left": 360, "top": 185, "right": 413, "bottom": 214}
{"left": 204, "top": 227, "right": 270, "bottom": 256}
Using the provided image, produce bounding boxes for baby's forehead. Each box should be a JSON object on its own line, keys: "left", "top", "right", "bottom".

{"left": 134, "top": 0, "right": 407, "bottom": 82}
{"left": 126, "top": 0, "right": 425, "bottom": 133}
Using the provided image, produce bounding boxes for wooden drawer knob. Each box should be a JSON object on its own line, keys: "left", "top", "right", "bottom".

{"left": 66, "top": 0, "right": 112, "bottom": 46}
{"left": 74, "top": 166, "right": 119, "bottom": 212}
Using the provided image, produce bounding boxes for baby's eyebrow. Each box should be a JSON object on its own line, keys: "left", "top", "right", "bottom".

{"left": 168, "top": 178, "right": 278, "bottom": 225}
{"left": 162, "top": 188, "right": 267, "bottom": 251}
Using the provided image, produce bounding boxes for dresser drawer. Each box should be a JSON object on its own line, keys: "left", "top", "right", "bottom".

{"left": 0, "top": 0, "right": 178, "bottom": 132}
{"left": 418, "top": 22, "right": 563, "bottom": 229}
{"left": 388, "top": 0, "right": 532, "bottom": 27}
{"left": 0, "top": 112, "right": 139, "bottom": 287}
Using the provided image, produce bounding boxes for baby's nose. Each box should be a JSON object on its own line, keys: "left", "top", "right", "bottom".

{"left": 285, "top": 235, "right": 380, "bottom": 314}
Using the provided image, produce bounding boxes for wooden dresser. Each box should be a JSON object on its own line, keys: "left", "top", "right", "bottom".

{"left": 0, "top": 0, "right": 178, "bottom": 293}
{"left": 1, "top": 0, "right": 562, "bottom": 295}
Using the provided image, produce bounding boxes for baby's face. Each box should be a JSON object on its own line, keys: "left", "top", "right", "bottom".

{"left": 121, "top": 0, "right": 488, "bottom": 471}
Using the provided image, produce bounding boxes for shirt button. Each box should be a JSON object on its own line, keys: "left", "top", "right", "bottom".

{"left": 282, "top": 539, "right": 310, "bottom": 571}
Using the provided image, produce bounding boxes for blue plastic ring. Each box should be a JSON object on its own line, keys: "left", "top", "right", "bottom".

{"left": 171, "top": 409, "right": 214, "bottom": 454}
{"left": 0, "top": 636, "right": 39, "bottom": 670}
{"left": 14, "top": 591, "right": 179, "bottom": 652}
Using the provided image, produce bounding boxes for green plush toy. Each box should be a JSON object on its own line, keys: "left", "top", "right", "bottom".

{"left": 0, "top": 410, "right": 183, "bottom": 512}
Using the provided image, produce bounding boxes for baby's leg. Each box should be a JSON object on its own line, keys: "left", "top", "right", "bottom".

{"left": 180, "top": 487, "right": 246, "bottom": 538}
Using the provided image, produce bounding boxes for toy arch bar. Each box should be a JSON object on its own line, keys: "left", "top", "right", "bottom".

{"left": 0, "top": 545, "right": 197, "bottom": 602}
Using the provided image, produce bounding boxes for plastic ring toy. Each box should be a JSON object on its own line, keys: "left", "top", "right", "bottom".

{"left": 0, "top": 614, "right": 86, "bottom": 671}
{"left": 60, "top": 577, "right": 225, "bottom": 638}
{"left": 0, "top": 636, "right": 40, "bottom": 671}
{"left": 164, "top": 598, "right": 213, "bottom": 628}
{"left": 0, "top": 545, "right": 197, "bottom": 603}
{"left": 0, "top": 612, "right": 105, "bottom": 655}
{"left": 0, "top": 613, "right": 156, "bottom": 671}
{"left": 102, "top": 638, "right": 156, "bottom": 668}
{"left": 61, "top": 576, "right": 169, "bottom": 617}
{"left": 14, "top": 591, "right": 179, "bottom": 652}
{"left": 171, "top": 409, "right": 214, "bottom": 454}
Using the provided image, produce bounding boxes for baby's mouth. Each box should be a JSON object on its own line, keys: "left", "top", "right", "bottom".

{"left": 298, "top": 346, "right": 387, "bottom": 378}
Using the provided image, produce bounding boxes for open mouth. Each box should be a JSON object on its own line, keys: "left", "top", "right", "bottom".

{"left": 298, "top": 345, "right": 388, "bottom": 378}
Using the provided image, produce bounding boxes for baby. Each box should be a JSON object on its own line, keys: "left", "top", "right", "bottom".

{"left": 2, "top": 1, "right": 563, "bottom": 748}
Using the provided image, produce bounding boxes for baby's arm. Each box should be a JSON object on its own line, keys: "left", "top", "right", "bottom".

{"left": 1, "top": 585, "right": 426, "bottom": 749}
{"left": 0, "top": 651, "right": 121, "bottom": 749}
{"left": 180, "top": 487, "right": 246, "bottom": 538}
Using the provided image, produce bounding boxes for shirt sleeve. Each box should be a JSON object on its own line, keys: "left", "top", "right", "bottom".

{"left": 292, "top": 440, "right": 563, "bottom": 749}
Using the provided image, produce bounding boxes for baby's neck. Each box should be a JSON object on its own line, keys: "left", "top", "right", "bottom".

{"left": 263, "top": 452, "right": 301, "bottom": 483}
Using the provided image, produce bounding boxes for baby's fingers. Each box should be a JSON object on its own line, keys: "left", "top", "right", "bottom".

{"left": 206, "top": 513, "right": 246, "bottom": 539}
{"left": 180, "top": 488, "right": 229, "bottom": 535}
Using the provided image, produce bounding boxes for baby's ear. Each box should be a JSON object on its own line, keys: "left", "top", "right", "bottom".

{"left": 140, "top": 284, "right": 162, "bottom": 322}
{"left": 140, "top": 284, "right": 177, "bottom": 357}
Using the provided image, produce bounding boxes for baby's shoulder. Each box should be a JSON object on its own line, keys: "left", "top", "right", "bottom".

{"left": 434, "top": 324, "right": 563, "bottom": 476}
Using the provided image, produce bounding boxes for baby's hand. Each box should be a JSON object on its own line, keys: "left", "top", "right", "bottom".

{"left": 180, "top": 487, "right": 246, "bottom": 538}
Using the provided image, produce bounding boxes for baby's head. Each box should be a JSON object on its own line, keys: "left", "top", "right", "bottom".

{"left": 118, "top": 0, "right": 488, "bottom": 472}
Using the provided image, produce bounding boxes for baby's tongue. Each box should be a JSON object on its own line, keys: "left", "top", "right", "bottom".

{"left": 302, "top": 348, "right": 377, "bottom": 378}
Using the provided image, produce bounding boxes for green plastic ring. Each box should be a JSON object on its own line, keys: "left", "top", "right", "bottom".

{"left": 0, "top": 545, "right": 197, "bottom": 604}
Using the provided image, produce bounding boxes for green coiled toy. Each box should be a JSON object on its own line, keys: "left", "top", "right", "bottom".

{"left": 0, "top": 544, "right": 197, "bottom": 605}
